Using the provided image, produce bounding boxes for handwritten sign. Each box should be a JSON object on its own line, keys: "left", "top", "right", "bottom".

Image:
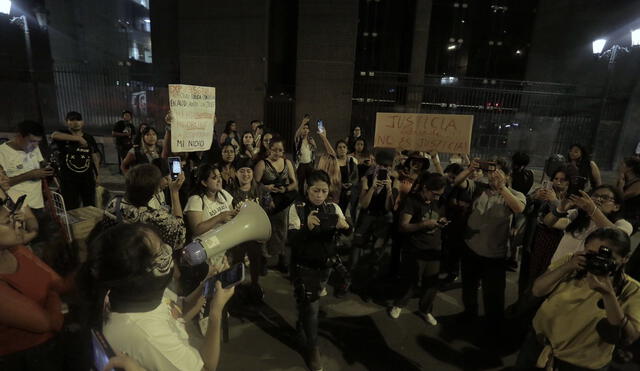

{"left": 374, "top": 113, "right": 473, "bottom": 154}
{"left": 169, "top": 84, "right": 216, "bottom": 152}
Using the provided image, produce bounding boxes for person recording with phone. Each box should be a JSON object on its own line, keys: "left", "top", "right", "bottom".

{"left": 388, "top": 173, "right": 448, "bottom": 325}
{"left": 80, "top": 223, "right": 235, "bottom": 371}
{"left": 287, "top": 170, "right": 351, "bottom": 371}
{"left": 516, "top": 228, "right": 640, "bottom": 370}
{"left": 523, "top": 168, "right": 570, "bottom": 288}
{"left": 294, "top": 115, "right": 317, "bottom": 195}
{"left": 351, "top": 150, "right": 396, "bottom": 268}
{"left": 544, "top": 185, "right": 632, "bottom": 266}
{"left": 453, "top": 158, "right": 526, "bottom": 339}
{"left": 0, "top": 185, "right": 75, "bottom": 371}
{"left": 105, "top": 163, "right": 186, "bottom": 251}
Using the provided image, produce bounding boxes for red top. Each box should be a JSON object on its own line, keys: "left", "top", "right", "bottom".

{"left": 0, "top": 246, "right": 66, "bottom": 355}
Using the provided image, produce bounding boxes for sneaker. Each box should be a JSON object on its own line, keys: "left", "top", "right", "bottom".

{"left": 389, "top": 306, "right": 402, "bottom": 319}
{"left": 307, "top": 346, "right": 323, "bottom": 371}
{"left": 424, "top": 313, "right": 438, "bottom": 326}
{"left": 318, "top": 287, "right": 328, "bottom": 297}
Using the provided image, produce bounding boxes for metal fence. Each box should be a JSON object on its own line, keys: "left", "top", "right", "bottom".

{"left": 351, "top": 72, "right": 626, "bottom": 169}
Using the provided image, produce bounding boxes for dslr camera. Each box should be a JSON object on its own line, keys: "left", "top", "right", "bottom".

{"left": 584, "top": 246, "right": 617, "bottom": 276}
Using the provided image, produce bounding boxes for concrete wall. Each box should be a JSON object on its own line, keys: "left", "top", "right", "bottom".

{"left": 295, "top": 0, "right": 359, "bottom": 145}
{"left": 177, "top": 0, "right": 268, "bottom": 133}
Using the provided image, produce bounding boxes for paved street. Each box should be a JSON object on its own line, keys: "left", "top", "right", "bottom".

{"left": 214, "top": 265, "right": 520, "bottom": 371}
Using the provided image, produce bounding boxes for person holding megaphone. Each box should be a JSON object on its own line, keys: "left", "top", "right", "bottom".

{"left": 288, "top": 170, "right": 352, "bottom": 371}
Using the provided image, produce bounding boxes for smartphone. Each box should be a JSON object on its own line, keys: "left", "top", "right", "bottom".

{"left": 91, "top": 329, "right": 123, "bottom": 371}
{"left": 377, "top": 168, "right": 388, "bottom": 181}
{"left": 203, "top": 263, "right": 245, "bottom": 298}
{"left": 568, "top": 176, "right": 588, "bottom": 196}
{"left": 168, "top": 156, "right": 181, "bottom": 180}
{"left": 10, "top": 195, "right": 26, "bottom": 215}
{"left": 316, "top": 212, "right": 339, "bottom": 229}
{"left": 317, "top": 120, "right": 325, "bottom": 134}
{"left": 541, "top": 179, "right": 553, "bottom": 191}
{"left": 478, "top": 161, "right": 497, "bottom": 172}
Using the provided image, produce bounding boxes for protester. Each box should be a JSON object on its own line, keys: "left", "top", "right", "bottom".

{"left": 0, "top": 120, "right": 52, "bottom": 211}
{"left": 524, "top": 168, "right": 569, "bottom": 287}
{"left": 294, "top": 115, "right": 317, "bottom": 195}
{"left": 51, "top": 111, "right": 100, "bottom": 210}
{"left": 185, "top": 164, "right": 237, "bottom": 238}
{"left": 347, "top": 126, "right": 363, "bottom": 153}
{"left": 511, "top": 151, "right": 534, "bottom": 195}
{"left": 545, "top": 185, "right": 632, "bottom": 265}
{"left": 454, "top": 158, "right": 526, "bottom": 335}
{"left": 516, "top": 228, "right": 640, "bottom": 370}
{"left": 133, "top": 123, "right": 149, "bottom": 147}
{"left": 440, "top": 163, "right": 471, "bottom": 283}
{"left": 219, "top": 120, "right": 239, "bottom": 152}
{"left": 238, "top": 131, "right": 257, "bottom": 160}
{"left": 389, "top": 173, "right": 447, "bottom": 325}
{"left": 567, "top": 144, "right": 602, "bottom": 190}
{"left": 227, "top": 157, "right": 269, "bottom": 301}
{"left": 256, "top": 132, "right": 273, "bottom": 161}
{"left": 105, "top": 164, "right": 186, "bottom": 250}
{"left": 317, "top": 130, "right": 359, "bottom": 215}
{"left": 251, "top": 120, "right": 264, "bottom": 149}
{"left": 351, "top": 138, "right": 374, "bottom": 178}
{"left": 351, "top": 150, "right": 395, "bottom": 268}
{"left": 112, "top": 111, "right": 136, "bottom": 167}
{"left": 254, "top": 135, "right": 298, "bottom": 273}
{"left": 81, "top": 223, "right": 235, "bottom": 371}
{"left": 617, "top": 157, "right": 640, "bottom": 232}
{"left": 218, "top": 144, "right": 237, "bottom": 190}
{"left": 120, "top": 127, "right": 162, "bottom": 174}
{"left": 288, "top": 170, "right": 351, "bottom": 371}
{"left": 0, "top": 185, "right": 73, "bottom": 370}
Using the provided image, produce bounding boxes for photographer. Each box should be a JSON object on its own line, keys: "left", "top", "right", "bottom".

{"left": 454, "top": 158, "right": 526, "bottom": 334}
{"left": 516, "top": 228, "right": 640, "bottom": 370}
{"left": 388, "top": 173, "right": 447, "bottom": 325}
{"left": 288, "top": 170, "right": 351, "bottom": 371}
{"left": 350, "top": 150, "right": 396, "bottom": 268}
{"left": 544, "top": 185, "right": 632, "bottom": 265}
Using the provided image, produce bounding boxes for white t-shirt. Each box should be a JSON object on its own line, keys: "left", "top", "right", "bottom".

{"left": 0, "top": 143, "right": 44, "bottom": 209}
{"left": 550, "top": 209, "right": 634, "bottom": 263}
{"left": 288, "top": 202, "right": 345, "bottom": 230}
{"left": 299, "top": 139, "right": 313, "bottom": 164}
{"left": 185, "top": 190, "right": 234, "bottom": 232}
{"left": 103, "top": 289, "right": 204, "bottom": 371}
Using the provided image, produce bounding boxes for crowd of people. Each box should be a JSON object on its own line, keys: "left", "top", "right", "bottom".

{"left": 0, "top": 111, "right": 639, "bottom": 371}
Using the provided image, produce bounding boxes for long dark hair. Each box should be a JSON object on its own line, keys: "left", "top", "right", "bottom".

{"left": 566, "top": 185, "right": 624, "bottom": 234}
{"left": 78, "top": 223, "right": 159, "bottom": 329}
{"left": 410, "top": 172, "right": 446, "bottom": 195}
{"left": 191, "top": 163, "right": 221, "bottom": 197}
{"left": 224, "top": 121, "right": 236, "bottom": 135}
{"left": 238, "top": 131, "right": 254, "bottom": 157}
{"left": 568, "top": 144, "right": 593, "bottom": 179}
{"left": 353, "top": 137, "right": 369, "bottom": 156}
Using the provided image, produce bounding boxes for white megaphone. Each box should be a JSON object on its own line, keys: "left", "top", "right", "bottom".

{"left": 182, "top": 200, "right": 272, "bottom": 266}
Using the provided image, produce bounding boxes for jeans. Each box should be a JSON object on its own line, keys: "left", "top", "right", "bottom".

{"left": 461, "top": 245, "right": 506, "bottom": 329}
{"left": 296, "top": 162, "right": 314, "bottom": 195}
{"left": 292, "top": 264, "right": 331, "bottom": 349}
{"left": 267, "top": 207, "right": 289, "bottom": 258}
{"left": 393, "top": 251, "right": 440, "bottom": 313}
{"left": 60, "top": 176, "right": 96, "bottom": 210}
{"left": 350, "top": 211, "right": 390, "bottom": 267}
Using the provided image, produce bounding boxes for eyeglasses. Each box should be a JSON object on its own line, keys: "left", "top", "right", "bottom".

{"left": 592, "top": 194, "right": 616, "bottom": 202}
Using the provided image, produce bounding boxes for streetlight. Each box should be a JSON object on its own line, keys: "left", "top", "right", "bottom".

{"left": 590, "top": 31, "right": 638, "bottom": 156}
{"left": 0, "top": 0, "right": 11, "bottom": 15}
